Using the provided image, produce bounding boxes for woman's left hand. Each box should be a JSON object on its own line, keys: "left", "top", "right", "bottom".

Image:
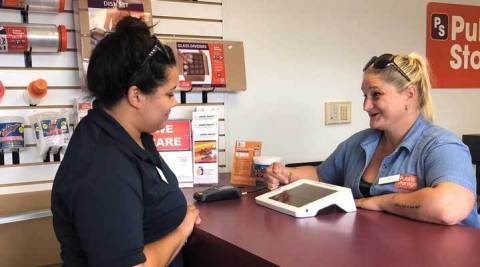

{"left": 355, "top": 196, "right": 385, "bottom": 211}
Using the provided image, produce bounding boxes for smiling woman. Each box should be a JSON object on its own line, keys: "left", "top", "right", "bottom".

{"left": 264, "top": 52, "right": 480, "bottom": 228}
{"left": 51, "top": 17, "right": 201, "bottom": 267}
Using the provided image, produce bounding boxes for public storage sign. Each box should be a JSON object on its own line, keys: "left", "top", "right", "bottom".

{"left": 427, "top": 2, "right": 480, "bottom": 88}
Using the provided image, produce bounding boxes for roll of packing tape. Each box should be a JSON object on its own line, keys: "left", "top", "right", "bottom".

{"left": 24, "top": 79, "right": 48, "bottom": 105}
{"left": 0, "top": 23, "right": 68, "bottom": 53}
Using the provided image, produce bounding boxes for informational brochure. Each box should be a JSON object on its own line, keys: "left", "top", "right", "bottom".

{"left": 191, "top": 108, "right": 219, "bottom": 184}
{"left": 152, "top": 120, "right": 193, "bottom": 188}
{"left": 230, "top": 140, "right": 262, "bottom": 186}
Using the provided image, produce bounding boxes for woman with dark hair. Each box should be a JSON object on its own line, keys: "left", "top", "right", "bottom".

{"left": 52, "top": 16, "right": 200, "bottom": 266}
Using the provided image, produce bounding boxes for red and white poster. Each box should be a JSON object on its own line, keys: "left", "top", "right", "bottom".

{"left": 152, "top": 120, "right": 193, "bottom": 187}
{"left": 426, "top": 2, "right": 480, "bottom": 88}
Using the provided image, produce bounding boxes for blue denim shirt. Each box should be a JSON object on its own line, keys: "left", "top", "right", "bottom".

{"left": 318, "top": 116, "right": 480, "bottom": 227}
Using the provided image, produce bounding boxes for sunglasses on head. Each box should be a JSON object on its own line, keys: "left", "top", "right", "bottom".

{"left": 363, "top": 53, "right": 411, "bottom": 82}
{"left": 128, "top": 37, "right": 172, "bottom": 86}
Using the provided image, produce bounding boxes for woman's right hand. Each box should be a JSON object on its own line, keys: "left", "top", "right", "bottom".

{"left": 178, "top": 204, "right": 201, "bottom": 240}
{"left": 264, "top": 162, "right": 291, "bottom": 190}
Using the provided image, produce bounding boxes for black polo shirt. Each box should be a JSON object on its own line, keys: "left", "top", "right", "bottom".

{"left": 51, "top": 107, "right": 187, "bottom": 267}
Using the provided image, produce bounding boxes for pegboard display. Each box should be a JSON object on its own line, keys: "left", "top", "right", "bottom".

{"left": 0, "top": 0, "right": 229, "bottom": 196}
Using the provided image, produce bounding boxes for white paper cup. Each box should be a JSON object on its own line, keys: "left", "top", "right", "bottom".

{"left": 252, "top": 156, "right": 282, "bottom": 178}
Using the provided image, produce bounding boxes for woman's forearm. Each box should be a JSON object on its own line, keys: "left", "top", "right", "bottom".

{"left": 376, "top": 182, "right": 475, "bottom": 225}
{"left": 141, "top": 228, "right": 187, "bottom": 267}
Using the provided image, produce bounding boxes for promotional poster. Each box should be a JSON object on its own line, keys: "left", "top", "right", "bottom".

{"left": 152, "top": 120, "right": 194, "bottom": 187}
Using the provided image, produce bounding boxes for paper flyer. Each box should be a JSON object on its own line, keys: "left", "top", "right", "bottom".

{"left": 230, "top": 141, "right": 262, "bottom": 186}
{"left": 177, "top": 42, "right": 226, "bottom": 88}
{"left": 192, "top": 110, "right": 219, "bottom": 184}
{"left": 152, "top": 120, "right": 194, "bottom": 188}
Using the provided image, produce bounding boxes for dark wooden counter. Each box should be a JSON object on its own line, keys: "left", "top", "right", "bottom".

{"left": 182, "top": 174, "right": 480, "bottom": 267}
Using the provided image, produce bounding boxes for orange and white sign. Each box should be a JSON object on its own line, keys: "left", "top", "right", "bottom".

{"left": 426, "top": 2, "right": 480, "bottom": 88}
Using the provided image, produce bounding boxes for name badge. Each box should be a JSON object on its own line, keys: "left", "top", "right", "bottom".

{"left": 156, "top": 166, "right": 169, "bottom": 184}
{"left": 378, "top": 174, "right": 400, "bottom": 185}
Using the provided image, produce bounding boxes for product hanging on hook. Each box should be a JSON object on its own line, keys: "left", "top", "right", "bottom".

{"left": 0, "top": 0, "right": 65, "bottom": 13}
{"left": 0, "top": 23, "right": 67, "bottom": 53}
{"left": 0, "top": 116, "right": 26, "bottom": 164}
{"left": 24, "top": 78, "right": 48, "bottom": 105}
{"left": 29, "top": 111, "right": 71, "bottom": 160}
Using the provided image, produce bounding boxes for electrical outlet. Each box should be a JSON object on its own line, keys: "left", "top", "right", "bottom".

{"left": 325, "top": 101, "right": 351, "bottom": 125}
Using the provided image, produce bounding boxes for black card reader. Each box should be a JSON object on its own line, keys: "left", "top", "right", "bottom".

{"left": 193, "top": 185, "right": 242, "bottom": 203}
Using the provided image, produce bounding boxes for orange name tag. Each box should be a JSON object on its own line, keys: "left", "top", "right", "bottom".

{"left": 394, "top": 174, "right": 418, "bottom": 191}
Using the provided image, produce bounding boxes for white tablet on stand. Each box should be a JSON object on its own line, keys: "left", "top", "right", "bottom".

{"left": 255, "top": 179, "right": 356, "bottom": 218}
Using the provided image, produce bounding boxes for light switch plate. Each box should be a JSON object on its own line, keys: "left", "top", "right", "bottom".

{"left": 325, "top": 101, "right": 351, "bottom": 125}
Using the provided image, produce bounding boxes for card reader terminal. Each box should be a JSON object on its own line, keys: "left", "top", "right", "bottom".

{"left": 194, "top": 185, "right": 242, "bottom": 203}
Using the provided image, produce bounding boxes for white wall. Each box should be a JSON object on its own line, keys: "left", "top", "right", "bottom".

{"left": 223, "top": 0, "right": 480, "bottom": 165}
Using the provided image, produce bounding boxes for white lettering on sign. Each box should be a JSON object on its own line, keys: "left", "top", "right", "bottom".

{"left": 434, "top": 16, "right": 446, "bottom": 37}
{"left": 103, "top": 0, "right": 129, "bottom": 8}
{"left": 159, "top": 124, "right": 174, "bottom": 134}
{"left": 450, "top": 44, "right": 480, "bottom": 70}
{"left": 156, "top": 137, "right": 182, "bottom": 147}
{"left": 451, "top": 16, "right": 480, "bottom": 42}
{"left": 448, "top": 16, "right": 480, "bottom": 70}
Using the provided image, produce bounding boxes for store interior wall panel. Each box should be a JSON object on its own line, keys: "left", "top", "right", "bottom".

{"left": 1, "top": 147, "right": 64, "bottom": 164}
{"left": 0, "top": 107, "right": 74, "bottom": 118}
{"left": 0, "top": 69, "right": 80, "bottom": 86}
{"left": 153, "top": 18, "right": 222, "bottom": 37}
{"left": 198, "top": 0, "right": 222, "bottom": 3}
{"left": 64, "top": 0, "right": 72, "bottom": 10}
{"left": 32, "top": 52, "right": 79, "bottom": 68}
{"left": 0, "top": 52, "right": 78, "bottom": 68}
{"left": 0, "top": 9, "right": 21, "bottom": 21}
{"left": 0, "top": 190, "right": 59, "bottom": 266}
{"left": 182, "top": 91, "right": 226, "bottom": 103}
{"left": 0, "top": 217, "right": 61, "bottom": 266}
{"left": 0, "top": 164, "right": 60, "bottom": 186}
{"left": 170, "top": 103, "right": 225, "bottom": 119}
{"left": 0, "top": 89, "right": 83, "bottom": 106}
{"left": 67, "top": 31, "right": 76, "bottom": 49}
{"left": 28, "top": 12, "right": 75, "bottom": 28}
{"left": 0, "top": 190, "right": 51, "bottom": 214}
{"left": 0, "top": 182, "right": 53, "bottom": 195}
{"left": 152, "top": 0, "right": 222, "bottom": 20}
